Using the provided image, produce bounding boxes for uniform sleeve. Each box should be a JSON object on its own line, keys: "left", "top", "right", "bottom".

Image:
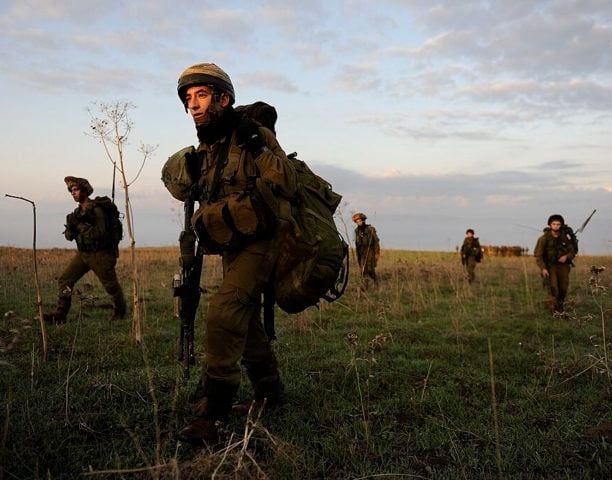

{"left": 372, "top": 227, "right": 380, "bottom": 257}
{"left": 254, "top": 127, "right": 297, "bottom": 198}
{"left": 64, "top": 213, "right": 76, "bottom": 241}
{"left": 534, "top": 235, "right": 546, "bottom": 270}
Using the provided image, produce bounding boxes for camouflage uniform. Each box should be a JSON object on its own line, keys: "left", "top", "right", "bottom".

{"left": 461, "top": 233, "right": 482, "bottom": 283}
{"left": 353, "top": 213, "right": 380, "bottom": 289}
{"left": 534, "top": 217, "right": 576, "bottom": 313}
{"left": 45, "top": 177, "right": 126, "bottom": 324}
{"left": 173, "top": 63, "right": 297, "bottom": 445}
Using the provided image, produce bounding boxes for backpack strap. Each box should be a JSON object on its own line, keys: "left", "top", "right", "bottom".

{"left": 205, "top": 137, "right": 234, "bottom": 203}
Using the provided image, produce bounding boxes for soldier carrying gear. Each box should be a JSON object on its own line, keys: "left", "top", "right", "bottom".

{"left": 171, "top": 62, "right": 297, "bottom": 447}
{"left": 460, "top": 228, "right": 482, "bottom": 284}
{"left": 352, "top": 212, "right": 380, "bottom": 291}
{"left": 534, "top": 213, "right": 576, "bottom": 314}
{"left": 43, "top": 176, "right": 126, "bottom": 324}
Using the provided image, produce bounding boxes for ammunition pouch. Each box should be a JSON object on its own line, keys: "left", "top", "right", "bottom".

{"left": 192, "top": 184, "right": 277, "bottom": 253}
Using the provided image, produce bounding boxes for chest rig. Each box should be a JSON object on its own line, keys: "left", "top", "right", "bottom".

{"left": 191, "top": 137, "right": 276, "bottom": 253}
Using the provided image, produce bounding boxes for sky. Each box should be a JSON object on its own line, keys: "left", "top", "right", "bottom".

{"left": 1, "top": 0, "right": 611, "bottom": 254}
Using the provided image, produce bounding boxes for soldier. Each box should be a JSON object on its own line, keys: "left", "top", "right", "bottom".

{"left": 173, "top": 63, "right": 297, "bottom": 446}
{"left": 534, "top": 214, "right": 576, "bottom": 314}
{"left": 460, "top": 228, "right": 482, "bottom": 284}
{"left": 43, "top": 176, "right": 126, "bottom": 324}
{"left": 352, "top": 212, "right": 380, "bottom": 290}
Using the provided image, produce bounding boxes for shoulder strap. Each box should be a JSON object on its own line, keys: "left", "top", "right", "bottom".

{"left": 207, "top": 137, "right": 233, "bottom": 203}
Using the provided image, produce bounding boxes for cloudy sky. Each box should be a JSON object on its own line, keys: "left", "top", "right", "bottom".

{"left": 1, "top": 0, "right": 611, "bottom": 254}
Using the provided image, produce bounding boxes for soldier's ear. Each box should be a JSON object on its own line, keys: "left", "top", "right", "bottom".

{"left": 220, "top": 92, "right": 231, "bottom": 108}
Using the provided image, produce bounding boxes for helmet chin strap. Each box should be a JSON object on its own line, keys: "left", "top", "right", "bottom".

{"left": 195, "top": 104, "right": 234, "bottom": 144}
{"left": 194, "top": 103, "right": 221, "bottom": 126}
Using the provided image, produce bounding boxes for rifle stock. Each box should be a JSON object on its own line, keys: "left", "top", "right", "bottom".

{"left": 174, "top": 198, "right": 202, "bottom": 381}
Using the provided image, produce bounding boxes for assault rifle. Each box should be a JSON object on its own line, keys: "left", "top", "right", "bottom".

{"left": 173, "top": 149, "right": 205, "bottom": 381}
{"left": 174, "top": 199, "right": 202, "bottom": 381}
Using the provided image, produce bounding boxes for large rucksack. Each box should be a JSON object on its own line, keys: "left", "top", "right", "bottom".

{"left": 233, "top": 102, "right": 349, "bottom": 313}
{"left": 542, "top": 224, "right": 579, "bottom": 255}
{"left": 272, "top": 152, "right": 349, "bottom": 313}
{"left": 560, "top": 225, "right": 579, "bottom": 255}
{"left": 92, "top": 196, "right": 123, "bottom": 248}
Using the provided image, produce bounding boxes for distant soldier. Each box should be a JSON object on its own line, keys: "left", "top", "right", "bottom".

{"left": 352, "top": 212, "right": 380, "bottom": 290}
{"left": 461, "top": 228, "right": 482, "bottom": 283}
{"left": 534, "top": 214, "right": 576, "bottom": 314}
{"left": 43, "top": 176, "right": 126, "bottom": 324}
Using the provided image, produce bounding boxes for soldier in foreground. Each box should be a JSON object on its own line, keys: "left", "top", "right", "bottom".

{"left": 534, "top": 214, "right": 576, "bottom": 314}
{"left": 352, "top": 212, "right": 380, "bottom": 290}
{"left": 460, "top": 228, "right": 482, "bottom": 284}
{"left": 170, "top": 63, "right": 297, "bottom": 446}
{"left": 43, "top": 176, "right": 126, "bottom": 324}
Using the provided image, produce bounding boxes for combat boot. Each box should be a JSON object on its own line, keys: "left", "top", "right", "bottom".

{"left": 43, "top": 296, "right": 71, "bottom": 324}
{"left": 232, "top": 374, "right": 284, "bottom": 417}
{"left": 178, "top": 378, "right": 238, "bottom": 448}
{"left": 110, "top": 294, "right": 127, "bottom": 321}
{"left": 233, "top": 360, "right": 284, "bottom": 417}
{"left": 177, "top": 417, "right": 224, "bottom": 446}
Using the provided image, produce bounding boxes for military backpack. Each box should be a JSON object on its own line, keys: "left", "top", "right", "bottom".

{"left": 92, "top": 196, "right": 123, "bottom": 248}
{"left": 234, "top": 102, "right": 349, "bottom": 313}
{"left": 543, "top": 224, "right": 579, "bottom": 256}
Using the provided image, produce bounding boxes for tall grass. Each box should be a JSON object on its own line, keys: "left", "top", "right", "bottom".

{"left": 1, "top": 246, "right": 610, "bottom": 479}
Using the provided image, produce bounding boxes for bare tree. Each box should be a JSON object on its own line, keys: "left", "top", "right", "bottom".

{"left": 86, "top": 100, "right": 157, "bottom": 343}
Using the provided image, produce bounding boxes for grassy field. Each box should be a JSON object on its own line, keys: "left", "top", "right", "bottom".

{"left": 0, "top": 245, "right": 610, "bottom": 479}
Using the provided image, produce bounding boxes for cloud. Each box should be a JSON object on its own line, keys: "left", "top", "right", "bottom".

{"left": 331, "top": 63, "right": 382, "bottom": 92}
{"left": 238, "top": 72, "right": 300, "bottom": 93}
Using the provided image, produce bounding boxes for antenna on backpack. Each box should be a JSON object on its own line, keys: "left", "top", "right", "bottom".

{"left": 576, "top": 209, "right": 596, "bottom": 234}
{"left": 111, "top": 160, "right": 117, "bottom": 203}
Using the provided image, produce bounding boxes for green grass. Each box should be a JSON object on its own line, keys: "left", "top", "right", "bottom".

{"left": 1, "top": 246, "right": 610, "bottom": 479}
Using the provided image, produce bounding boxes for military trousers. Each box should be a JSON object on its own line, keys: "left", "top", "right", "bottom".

{"left": 546, "top": 262, "right": 571, "bottom": 311}
{"left": 58, "top": 250, "right": 125, "bottom": 307}
{"left": 465, "top": 256, "right": 477, "bottom": 283}
{"left": 357, "top": 249, "right": 378, "bottom": 284}
{"left": 204, "top": 239, "right": 278, "bottom": 388}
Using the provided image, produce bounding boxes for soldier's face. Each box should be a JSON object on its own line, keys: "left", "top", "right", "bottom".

{"left": 550, "top": 220, "right": 562, "bottom": 232}
{"left": 185, "top": 85, "right": 230, "bottom": 126}
{"left": 69, "top": 186, "right": 84, "bottom": 203}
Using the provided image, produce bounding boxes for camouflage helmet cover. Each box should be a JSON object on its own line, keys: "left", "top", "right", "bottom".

{"left": 64, "top": 176, "right": 93, "bottom": 196}
{"left": 177, "top": 63, "right": 235, "bottom": 105}
{"left": 352, "top": 212, "right": 367, "bottom": 222}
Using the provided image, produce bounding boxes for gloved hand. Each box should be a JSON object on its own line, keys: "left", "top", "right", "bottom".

{"left": 236, "top": 121, "right": 266, "bottom": 157}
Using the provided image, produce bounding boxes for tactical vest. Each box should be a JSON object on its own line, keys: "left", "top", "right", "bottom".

{"left": 191, "top": 138, "right": 278, "bottom": 253}
{"left": 355, "top": 225, "right": 377, "bottom": 249}
{"left": 540, "top": 231, "right": 572, "bottom": 265}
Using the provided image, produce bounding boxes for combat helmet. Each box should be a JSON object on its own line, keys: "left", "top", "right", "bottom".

{"left": 352, "top": 212, "right": 366, "bottom": 222}
{"left": 177, "top": 63, "right": 235, "bottom": 107}
{"left": 64, "top": 176, "right": 93, "bottom": 196}
{"left": 547, "top": 214, "right": 565, "bottom": 226}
